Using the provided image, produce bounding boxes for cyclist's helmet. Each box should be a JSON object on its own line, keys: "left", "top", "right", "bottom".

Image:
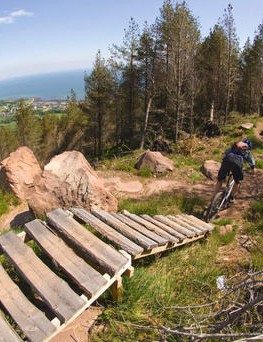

{"left": 243, "top": 138, "right": 253, "bottom": 149}
{"left": 234, "top": 141, "right": 250, "bottom": 155}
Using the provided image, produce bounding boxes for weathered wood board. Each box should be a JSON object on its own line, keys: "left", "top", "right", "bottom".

{"left": 46, "top": 208, "right": 129, "bottom": 276}
{"left": 24, "top": 219, "right": 108, "bottom": 298}
{"left": 112, "top": 213, "right": 168, "bottom": 245}
{"left": 0, "top": 263, "right": 56, "bottom": 341}
{"left": 0, "top": 231, "right": 85, "bottom": 323}
{"left": 123, "top": 211, "right": 180, "bottom": 242}
{"left": 92, "top": 210, "right": 158, "bottom": 250}
{"left": 0, "top": 312, "right": 22, "bottom": 342}
{"left": 70, "top": 207, "right": 144, "bottom": 256}
{"left": 70, "top": 208, "right": 214, "bottom": 260}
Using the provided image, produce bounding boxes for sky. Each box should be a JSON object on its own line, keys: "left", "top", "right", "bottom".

{"left": 0, "top": 0, "right": 262, "bottom": 80}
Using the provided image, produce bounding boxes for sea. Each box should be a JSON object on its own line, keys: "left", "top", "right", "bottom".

{"left": 0, "top": 69, "right": 87, "bottom": 101}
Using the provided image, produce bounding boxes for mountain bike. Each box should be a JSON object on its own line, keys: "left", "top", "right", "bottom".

{"left": 204, "top": 172, "right": 235, "bottom": 222}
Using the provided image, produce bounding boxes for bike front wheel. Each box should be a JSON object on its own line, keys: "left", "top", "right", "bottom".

{"left": 204, "top": 191, "right": 225, "bottom": 222}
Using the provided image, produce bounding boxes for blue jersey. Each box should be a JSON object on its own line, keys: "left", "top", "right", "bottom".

{"left": 224, "top": 148, "right": 255, "bottom": 169}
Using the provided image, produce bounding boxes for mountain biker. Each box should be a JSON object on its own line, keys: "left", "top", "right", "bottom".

{"left": 212, "top": 138, "right": 255, "bottom": 202}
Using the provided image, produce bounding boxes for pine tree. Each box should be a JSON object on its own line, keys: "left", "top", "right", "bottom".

{"left": 85, "top": 51, "right": 115, "bottom": 159}
{"left": 55, "top": 90, "right": 88, "bottom": 155}
{"left": 196, "top": 25, "right": 228, "bottom": 122}
{"left": 110, "top": 17, "right": 141, "bottom": 146}
{"left": 15, "top": 99, "right": 42, "bottom": 154}
{"left": 137, "top": 21, "right": 159, "bottom": 149}
{"left": 221, "top": 3, "right": 239, "bottom": 123}
{"left": 158, "top": 0, "right": 200, "bottom": 141}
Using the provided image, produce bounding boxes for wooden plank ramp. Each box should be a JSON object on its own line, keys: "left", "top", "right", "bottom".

{"left": 71, "top": 208, "right": 214, "bottom": 260}
{"left": 0, "top": 207, "right": 212, "bottom": 341}
{"left": 0, "top": 208, "right": 131, "bottom": 342}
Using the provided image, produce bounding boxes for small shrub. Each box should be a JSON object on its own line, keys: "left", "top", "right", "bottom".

{"left": 176, "top": 136, "right": 205, "bottom": 155}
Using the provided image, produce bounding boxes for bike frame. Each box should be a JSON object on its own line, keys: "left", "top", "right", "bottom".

{"left": 217, "top": 173, "right": 235, "bottom": 211}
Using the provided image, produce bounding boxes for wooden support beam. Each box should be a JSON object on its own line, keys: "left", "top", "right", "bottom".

{"left": 111, "top": 276, "right": 123, "bottom": 301}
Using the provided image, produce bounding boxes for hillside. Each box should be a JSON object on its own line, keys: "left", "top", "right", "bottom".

{"left": 0, "top": 114, "right": 262, "bottom": 341}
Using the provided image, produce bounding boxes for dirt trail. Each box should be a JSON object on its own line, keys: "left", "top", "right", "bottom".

{"left": 98, "top": 120, "right": 263, "bottom": 219}
{"left": 98, "top": 167, "right": 263, "bottom": 219}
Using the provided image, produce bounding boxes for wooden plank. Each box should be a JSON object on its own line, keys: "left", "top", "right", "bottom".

{"left": 24, "top": 219, "right": 108, "bottom": 298}
{"left": 0, "top": 263, "right": 56, "bottom": 342}
{"left": 112, "top": 213, "right": 168, "bottom": 245}
{"left": 70, "top": 208, "right": 143, "bottom": 257}
{"left": 154, "top": 215, "right": 195, "bottom": 238}
{"left": 46, "top": 208, "right": 129, "bottom": 276}
{"left": 121, "top": 211, "right": 179, "bottom": 243}
{"left": 0, "top": 313, "right": 21, "bottom": 342}
{"left": 91, "top": 210, "right": 158, "bottom": 250}
{"left": 0, "top": 232, "right": 85, "bottom": 323}
{"left": 140, "top": 214, "right": 187, "bottom": 241}
{"left": 167, "top": 215, "right": 202, "bottom": 235}
{"left": 186, "top": 215, "right": 214, "bottom": 231}
{"left": 177, "top": 214, "right": 213, "bottom": 232}
{"left": 175, "top": 214, "right": 206, "bottom": 232}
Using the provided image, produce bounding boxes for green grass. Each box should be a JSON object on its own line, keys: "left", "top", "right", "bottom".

{"left": 136, "top": 167, "right": 152, "bottom": 178}
{"left": 118, "top": 192, "right": 205, "bottom": 217}
{"left": 255, "top": 159, "right": 263, "bottom": 169}
{"left": 243, "top": 196, "right": 263, "bottom": 270}
{"left": 172, "top": 155, "right": 201, "bottom": 170}
{"left": 93, "top": 233, "right": 234, "bottom": 341}
{"left": 92, "top": 190, "right": 263, "bottom": 341}
{"left": 0, "top": 190, "right": 20, "bottom": 217}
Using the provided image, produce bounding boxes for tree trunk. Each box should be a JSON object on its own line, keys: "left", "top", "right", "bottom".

{"left": 139, "top": 96, "right": 153, "bottom": 150}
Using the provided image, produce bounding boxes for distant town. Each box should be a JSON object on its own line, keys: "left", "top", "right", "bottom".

{"left": 0, "top": 98, "right": 68, "bottom": 117}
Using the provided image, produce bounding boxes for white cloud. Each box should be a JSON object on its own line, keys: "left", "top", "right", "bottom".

{"left": 0, "top": 16, "right": 14, "bottom": 24}
{"left": 0, "top": 9, "right": 33, "bottom": 25}
{"left": 10, "top": 9, "right": 33, "bottom": 18}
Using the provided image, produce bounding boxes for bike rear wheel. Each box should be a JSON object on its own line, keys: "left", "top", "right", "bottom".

{"left": 204, "top": 190, "right": 225, "bottom": 222}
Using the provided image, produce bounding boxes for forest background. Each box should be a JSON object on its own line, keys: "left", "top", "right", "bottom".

{"left": 1, "top": 0, "right": 263, "bottom": 165}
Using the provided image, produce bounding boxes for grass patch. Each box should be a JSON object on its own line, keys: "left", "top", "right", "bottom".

{"left": 118, "top": 192, "right": 205, "bottom": 217}
{"left": 243, "top": 196, "right": 263, "bottom": 270}
{"left": 172, "top": 155, "right": 201, "bottom": 170}
{"left": 213, "top": 148, "right": 222, "bottom": 155}
{"left": 0, "top": 190, "right": 20, "bottom": 217}
{"left": 255, "top": 159, "right": 263, "bottom": 169}
{"left": 188, "top": 171, "right": 203, "bottom": 183}
{"left": 136, "top": 167, "right": 152, "bottom": 178}
{"left": 92, "top": 232, "right": 235, "bottom": 341}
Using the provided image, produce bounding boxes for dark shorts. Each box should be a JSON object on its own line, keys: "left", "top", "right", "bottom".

{"left": 217, "top": 159, "right": 243, "bottom": 183}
